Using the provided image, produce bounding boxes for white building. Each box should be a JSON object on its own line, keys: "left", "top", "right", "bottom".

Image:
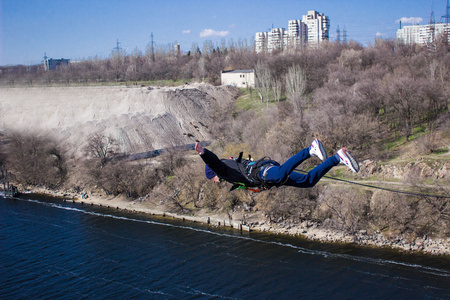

{"left": 221, "top": 70, "right": 255, "bottom": 88}
{"left": 302, "top": 10, "right": 330, "bottom": 48}
{"left": 397, "top": 23, "right": 450, "bottom": 45}
{"left": 288, "top": 19, "right": 307, "bottom": 49}
{"left": 255, "top": 32, "right": 268, "bottom": 53}
{"left": 268, "top": 28, "right": 287, "bottom": 52}
{"left": 255, "top": 10, "right": 329, "bottom": 53}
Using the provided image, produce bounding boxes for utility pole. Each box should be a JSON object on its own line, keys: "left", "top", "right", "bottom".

{"left": 442, "top": 0, "right": 450, "bottom": 44}
{"left": 442, "top": 0, "right": 450, "bottom": 24}
{"left": 336, "top": 25, "right": 341, "bottom": 43}
{"left": 150, "top": 32, "right": 155, "bottom": 62}
{"left": 343, "top": 26, "right": 347, "bottom": 43}
{"left": 113, "top": 39, "right": 122, "bottom": 55}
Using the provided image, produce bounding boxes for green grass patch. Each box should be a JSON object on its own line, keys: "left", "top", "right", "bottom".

{"left": 381, "top": 124, "right": 430, "bottom": 152}
{"left": 235, "top": 89, "right": 265, "bottom": 111}
{"left": 382, "top": 135, "right": 406, "bottom": 151}
{"left": 432, "top": 147, "right": 449, "bottom": 155}
{"left": 234, "top": 88, "right": 282, "bottom": 116}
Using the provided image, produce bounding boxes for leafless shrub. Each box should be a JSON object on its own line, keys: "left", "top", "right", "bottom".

{"left": 200, "top": 180, "right": 222, "bottom": 210}
{"left": 171, "top": 163, "right": 204, "bottom": 208}
{"left": 316, "top": 186, "right": 370, "bottom": 234}
{"left": 307, "top": 84, "right": 379, "bottom": 153}
{"left": 263, "top": 118, "right": 310, "bottom": 162}
{"left": 369, "top": 179, "right": 449, "bottom": 239}
{"left": 158, "top": 149, "right": 187, "bottom": 177}
{"left": 339, "top": 49, "right": 362, "bottom": 71}
{"left": 257, "top": 187, "right": 319, "bottom": 224}
{"left": 415, "top": 132, "right": 441, "bottom": 155}
{"left": 5, "top": 133, "right": 67, "bottom": 187}
{"left": 368, "top": 190, "right": 407, "bottom": 234}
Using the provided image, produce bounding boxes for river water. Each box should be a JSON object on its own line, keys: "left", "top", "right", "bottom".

{"left": 1, "top": 194, "right": 450, "bottom": 299}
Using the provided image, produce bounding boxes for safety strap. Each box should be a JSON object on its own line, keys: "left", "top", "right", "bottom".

{"left": 230, "top": 182, "right": 266, "bottom": 193}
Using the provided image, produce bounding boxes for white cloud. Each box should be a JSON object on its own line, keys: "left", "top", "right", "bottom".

{"left": 199, "top": 29, "right": 230, "bottom": 38}
{"left": 376, "top": 32, "right": 383, "bottom": 37}
{"left": 229, "top": 24, "right": 236, "bottom": 29}
{"left": 182, "top": 30, "right": 191, "bottom": 34}
{"left": 396, "top": 17, "right": 423, "bottom": 24}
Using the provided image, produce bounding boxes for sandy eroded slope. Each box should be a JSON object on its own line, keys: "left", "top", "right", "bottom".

{"left": 0, "top": 83, "right": 238, "bottom": 157}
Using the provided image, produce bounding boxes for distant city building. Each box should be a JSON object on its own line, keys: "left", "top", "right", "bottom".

{"left": 288, "top": 19, "right": 307, "bottom": 48}
{"left": 302, "top": 10, "right": 330, "bottom": 48}
{"left": 255, "top": 10, "right": 330, "bottom": 53}
{"left": 255, "top": 32, "right": 268, "bottom": 53}
{"left": 268, "top": 28, "right": 287, "bottom": 52}
{"left": 396, "top": 23, "right": 450, "bottom": 45}
{"left": 174, "top": 44, "right": 181, "bottom": 56}
{"left": 221, "top": 70, "right": 255, "bottom": 88}
{"left": 44, "top": 57, "right": 70, "bottom": 71}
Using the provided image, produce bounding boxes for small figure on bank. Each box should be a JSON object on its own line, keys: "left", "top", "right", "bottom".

{"left": 195, "top": 139, "right": 359, "bottom": 192}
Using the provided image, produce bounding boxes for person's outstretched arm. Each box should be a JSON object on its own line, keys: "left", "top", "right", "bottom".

{"left": 195, "top": 142, "right": 229, "bottom": 176}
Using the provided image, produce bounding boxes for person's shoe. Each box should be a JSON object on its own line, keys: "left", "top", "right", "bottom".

{"left": 337, "top": 148, "right": 360, "bottom": 173}
{"left": 310, "top": 138, "right": 328, "bottom": 161}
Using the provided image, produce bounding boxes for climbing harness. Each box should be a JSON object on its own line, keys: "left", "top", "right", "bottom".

{"left": 227, "top": 152, "right": 281, "bottom": 192}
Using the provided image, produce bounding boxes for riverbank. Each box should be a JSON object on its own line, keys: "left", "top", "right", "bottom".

{"left": 26, "top": 187, "right": 450, "bottom": 256}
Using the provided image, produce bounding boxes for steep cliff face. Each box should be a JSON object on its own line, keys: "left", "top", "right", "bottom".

{"left": 0, "top": 83, "right": 239, "bottom": 156}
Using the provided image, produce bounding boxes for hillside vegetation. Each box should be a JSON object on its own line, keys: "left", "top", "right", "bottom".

{"left": 1, "top": 39, "right": 449, "bottom": 247}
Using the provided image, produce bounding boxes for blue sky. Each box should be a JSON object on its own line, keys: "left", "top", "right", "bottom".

{"left": 0, "top": 0, "right": 447, "bottom": 66}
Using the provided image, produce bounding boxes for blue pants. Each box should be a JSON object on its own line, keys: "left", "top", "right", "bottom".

{"left": 261, "top": 148, "right": 340, "bottom": 188}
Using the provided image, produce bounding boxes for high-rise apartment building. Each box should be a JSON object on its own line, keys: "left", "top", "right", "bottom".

{"left": 255, "top": 10, "right": 329, "bottom": 53}
{"left": 268, "top": 28, "right": 287, "bottom": 52}
{"left": 288, "top": 19, "right": 307, "bottom": 48}
{"left": 255, "top": 32, "right": 268, "bottom": 53}
{"left": 302, "top": 10, "right": 330, "bottom": 48}
{"left": 396, "top": 23, "right": 450, "bottom": 45}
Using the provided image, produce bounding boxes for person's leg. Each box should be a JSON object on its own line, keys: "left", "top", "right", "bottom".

{"left": 263, "top": 148, "right": 311, "bottom": 184}
{"left": 261, "top": 139, "right": 329, "bottom": 185}
{"left": 284, "top": 155, "right": 340, "bottom": 188}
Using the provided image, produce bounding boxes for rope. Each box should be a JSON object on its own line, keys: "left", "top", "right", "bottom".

{"left": 295, "top": 169, "right": 450, "bottom": 199}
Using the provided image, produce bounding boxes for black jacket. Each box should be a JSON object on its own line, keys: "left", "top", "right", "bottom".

{"left": 201, "top": 148, "right": 279, "bottom": 188}
{"left": 200, "top": 148, "right": 257, "bottom": 187}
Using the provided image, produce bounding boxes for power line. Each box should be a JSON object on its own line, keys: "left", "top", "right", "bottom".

{"left": 295, "top": 170, "right": 450, "bottom": 199}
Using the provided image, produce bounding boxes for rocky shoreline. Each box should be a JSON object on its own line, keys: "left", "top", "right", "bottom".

{"left": 23, "top": 187, "right": 450, "bottom": 256}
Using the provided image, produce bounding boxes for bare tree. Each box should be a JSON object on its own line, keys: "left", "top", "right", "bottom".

{"left": 254, "top": 60, "right": 272, "bottom": 105}
{"left": 6, "top": 133, "right": 66, "bottom": 187}
{"left": 85, "top": 134, "right": 117, "bottom": 168}
{"left": 383, "top": 76, "right": 423, "bottom": 141}
{"left": 318, "top": 187, "right": 370, "bottom": 234}
{"left": 198, "top": 56, "right": 206, "bottom": 81}
{"left": 285, "top": 64, "right": 307, "bottom": 119}
{"left": 285, "top": 64, "right": 306, "bottom": 99}
{"left": 271, "top": 77, "right": 282, "bottom": 103}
